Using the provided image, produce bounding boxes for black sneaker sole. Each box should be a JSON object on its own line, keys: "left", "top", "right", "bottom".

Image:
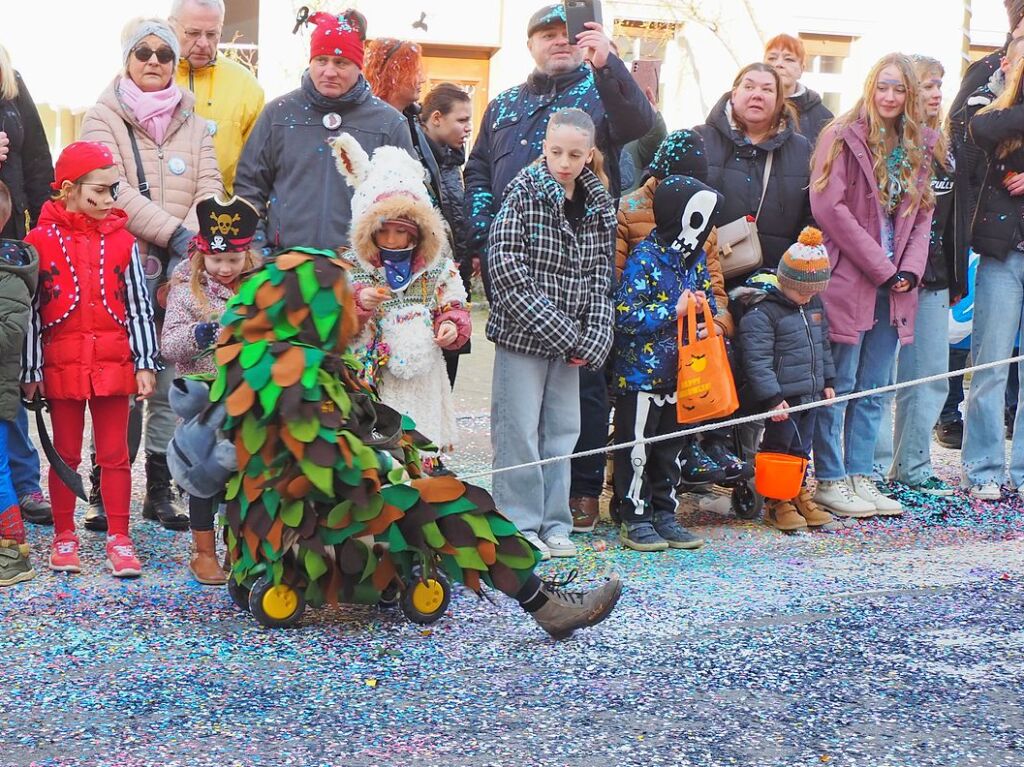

{"left": 83, "top": 513, "right": 108, "bottom": 532}
{"left": 21, "top": 512, "right": 53, "bottom": 526}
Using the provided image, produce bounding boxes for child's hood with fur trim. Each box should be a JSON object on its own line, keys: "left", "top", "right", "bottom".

{"left": 330, "top": 132, "right": 445, "bottom": 278}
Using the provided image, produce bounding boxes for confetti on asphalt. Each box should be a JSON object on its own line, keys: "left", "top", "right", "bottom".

{"left": 4, "top": 362, "right": 1024, "bottom": 765}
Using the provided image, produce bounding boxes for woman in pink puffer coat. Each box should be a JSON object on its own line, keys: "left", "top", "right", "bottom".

{"left": 77, "top": 16, "right": 222, "bottom": 532}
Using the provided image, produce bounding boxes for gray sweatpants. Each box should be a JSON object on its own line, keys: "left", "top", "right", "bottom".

{"left": 127, "top": 360, "right": 177, "bottom": 456}
{"left": 490, "top": 347, "right": 581, "bottom": 539}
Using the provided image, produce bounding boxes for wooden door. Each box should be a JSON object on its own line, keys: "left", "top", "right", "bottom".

{"left": 420, "top": 47, "right": 492, "bottom": 150}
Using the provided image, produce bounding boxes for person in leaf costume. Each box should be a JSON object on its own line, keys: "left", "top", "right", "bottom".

{"left": 207, "top": 246, "right": 622, "bottom": 638}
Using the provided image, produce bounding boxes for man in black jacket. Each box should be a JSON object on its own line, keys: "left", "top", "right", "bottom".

{"left": 464, "top": 3, "right": 654, "bottom": 534}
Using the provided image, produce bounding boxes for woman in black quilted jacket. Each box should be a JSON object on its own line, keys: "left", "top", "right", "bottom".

{"left": 694, "top": 62, "right": 812, "bottom": 281}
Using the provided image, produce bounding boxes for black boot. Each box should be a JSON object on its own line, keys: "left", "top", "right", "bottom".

{"left": 83, "top": 456, "right": 107, "bottom": 532}
{"left": 142, "top": 453, "right": 189, "bottom": 531}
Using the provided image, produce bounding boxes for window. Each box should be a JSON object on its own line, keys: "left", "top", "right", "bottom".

{"left": 800, "top": 33, "right": 854, "bottom": 76}
{"left": 612, "top": 19, "right": 683, "bottom": 105}
{"left": 969, "top": 44, "right": 1000, "bottom": 62}
{"left": 221, "top": 0, "right": 259, "bottom": 71}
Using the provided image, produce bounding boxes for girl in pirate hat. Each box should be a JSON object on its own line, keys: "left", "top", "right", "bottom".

{"left": 161, "top": 194, "right": 260, "bottom": 584}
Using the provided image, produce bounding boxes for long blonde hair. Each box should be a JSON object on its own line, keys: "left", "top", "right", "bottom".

{"left": 0, "top": 45, "right": 20, "bottom": 101}
{"left": 912, "top": 55, "right": 951, "bottom": 172}
{"left": 977, "top": 56, "right": 1024, "bottom": 159}
{"left": 812, "top": 53, "right": 933, "bottom": 213}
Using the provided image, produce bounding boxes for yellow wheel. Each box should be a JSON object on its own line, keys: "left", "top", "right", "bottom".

{"left": 400, "top": 569, "right": 452, "bottom": 625}
{"left": 248, "top": 576, "right": 306, "bottom": 628}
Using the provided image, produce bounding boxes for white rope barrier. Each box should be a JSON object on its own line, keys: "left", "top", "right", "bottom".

{"left": 452, "top": 352, "right": 1024, "bottom": 483}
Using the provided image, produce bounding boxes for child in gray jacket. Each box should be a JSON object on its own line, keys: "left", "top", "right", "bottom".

{"left": 736, "top": 227, "right": 836, "bottom": 532}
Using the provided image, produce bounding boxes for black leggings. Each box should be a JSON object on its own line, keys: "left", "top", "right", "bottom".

{"left": 189, "top": 494, "right": 220, "bottom": 532}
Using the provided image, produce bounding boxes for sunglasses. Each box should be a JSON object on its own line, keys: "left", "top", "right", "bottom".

{"left": 132, "top": 46, "right": 175, "bottom": 64}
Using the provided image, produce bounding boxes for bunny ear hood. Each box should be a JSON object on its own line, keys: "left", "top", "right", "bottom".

{"left": 332, "top": 133, "right": 445, "bottom": 273}
{"left": 331, "top": 133, "right": 371, "bottom": 191}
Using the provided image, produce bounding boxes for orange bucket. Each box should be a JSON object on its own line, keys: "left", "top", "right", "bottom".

{"left": 754, "top": 452, "right": 808, "bottom": 500}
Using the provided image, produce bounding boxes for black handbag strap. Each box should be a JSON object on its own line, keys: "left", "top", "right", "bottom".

{"left": 122, "top": 120, "right": 151, "bottom": 199}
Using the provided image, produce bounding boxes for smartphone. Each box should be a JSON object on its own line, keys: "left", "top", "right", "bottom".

{"left": 631, "top": 59, "right": 662, "bottom": 99}
{"left": 565, "top": 0, "right": 603, "bottom": 43}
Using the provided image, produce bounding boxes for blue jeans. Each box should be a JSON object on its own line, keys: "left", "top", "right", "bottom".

{"left": 962, "top": 251, "right": 1024, "bottom": 487}
{"left": 0, "top": 419, "right": 18, "bottom": 509}
{"left": 491, "top": 348, "right": 581, "bottom": 539}
{"left": 888, "top": 288, "right": 951, "bottom": 485}
{"left": 5, "top": 404, "right": 41, "bottom": 497}
{"left": 813, "top": 292, "right": 900, "bottom": 481}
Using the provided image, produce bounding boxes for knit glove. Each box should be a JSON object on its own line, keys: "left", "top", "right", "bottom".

{"left": 169, "top": 225, "right": 197, "bottom": 261}
{"left": 194, "top": 322, "right": 220, "bottom": 350}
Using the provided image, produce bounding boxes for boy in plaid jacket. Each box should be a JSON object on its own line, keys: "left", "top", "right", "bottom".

{"left": 486, "top": 108, "right": 615, "bottom": 560}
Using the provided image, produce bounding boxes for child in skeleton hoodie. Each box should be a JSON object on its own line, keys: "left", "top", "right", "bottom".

{"left": 333, "top": 134, "right": 470, "bottom": 462}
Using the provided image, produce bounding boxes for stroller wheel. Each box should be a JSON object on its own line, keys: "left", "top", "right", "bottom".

{"left": 227, "top": 577, "right": 252, "bottom": 612}
{"left": 400, "top": 568, "right": 452, "bottom": 625}
{"left": 378, "top": 583, "right": 400, "bottom": 608}
{"left": 731, "top": 482, "right": 763, "bottom": 520}
{"left": 248, "top": 575, "right": 306, "bottom": 628}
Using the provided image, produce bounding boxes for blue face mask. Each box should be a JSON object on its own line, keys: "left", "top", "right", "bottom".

{"left": 380, "top": 246, "right": 416, "bottom": 290}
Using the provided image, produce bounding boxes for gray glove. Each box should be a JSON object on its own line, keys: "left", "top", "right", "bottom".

{"left": 169, "top": 225, "right": 197, "bottom": 261}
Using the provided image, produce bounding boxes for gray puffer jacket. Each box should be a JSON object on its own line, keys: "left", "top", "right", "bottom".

{"left": 0, "top": 240, "right": 38, "bottom": 420}
{"left": 735, "top": 278, "right": 835, "bottom": 408}
{"left": 234, "top": 74, "right": 415, "bottom": 251}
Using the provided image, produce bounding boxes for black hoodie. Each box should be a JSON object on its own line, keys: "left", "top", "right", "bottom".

{"left": 788, "top": 86, "right": 833, "bottom": 147}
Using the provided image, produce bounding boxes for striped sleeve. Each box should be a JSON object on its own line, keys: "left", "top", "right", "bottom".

{"left": 21, "top": 291, "right": 43, "bottom": 383}
{"left": 124, "top": 242, "right": 162, "bottom": 372}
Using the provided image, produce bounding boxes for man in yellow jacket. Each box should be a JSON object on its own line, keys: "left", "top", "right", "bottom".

{"left": 170, "top": 0, "right": 264, "bottom": 192}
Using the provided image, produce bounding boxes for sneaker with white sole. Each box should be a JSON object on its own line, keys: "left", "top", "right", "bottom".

{"left": 106, "top": 534, "right": 142, "bottom": 578}
{"left": 969, "top": 482, "right": 1002, "bottom": 501}
{"left": 523, "top": 532, "right": 551, "bottom": 561}
{"left": 850, "top": 475, "right": 903, "bottom": 516}
{"left": 904, "top": 476, "right": 954, "bottom": 497}
{"left": 543, "top": 534, "right": 578, "bottom": 558}
{"left": 813, "top": 479, "right": 876, "bottom": 518}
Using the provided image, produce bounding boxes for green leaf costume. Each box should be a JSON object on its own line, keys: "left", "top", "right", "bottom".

{"left": 212, "top": 248, "right": 540, "bottom": 608}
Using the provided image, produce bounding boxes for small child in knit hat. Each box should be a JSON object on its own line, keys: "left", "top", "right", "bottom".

{"left": 735, "top": 227, "right": 837, "bottom": 533}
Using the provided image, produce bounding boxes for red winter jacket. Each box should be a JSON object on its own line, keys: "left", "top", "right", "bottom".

{"left": 23, "top": 201, "right": 159, "bottom": 400}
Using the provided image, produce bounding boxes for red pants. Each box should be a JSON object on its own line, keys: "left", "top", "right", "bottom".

{"left": 50, "top": 397, "right": 131, "bottom": 537}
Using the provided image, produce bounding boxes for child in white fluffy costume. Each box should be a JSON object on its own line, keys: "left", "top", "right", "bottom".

{"left": 333, "top": 134, "right": 470, "bottom": 453}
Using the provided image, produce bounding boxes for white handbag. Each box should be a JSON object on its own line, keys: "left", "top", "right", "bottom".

{"left": 717, "top": 150, "right": 774, "bottom": 280}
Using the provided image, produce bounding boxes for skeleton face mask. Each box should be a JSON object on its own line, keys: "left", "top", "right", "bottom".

{"left": 670, "top": 189, "right": 720, "bottom": 258}
{"left": 653, "top": 175, "right": 723, "bottom": 261}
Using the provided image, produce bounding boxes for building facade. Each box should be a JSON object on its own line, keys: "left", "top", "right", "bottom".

{"left": 3, "top": 0, "right": 1012, "bottom": 151}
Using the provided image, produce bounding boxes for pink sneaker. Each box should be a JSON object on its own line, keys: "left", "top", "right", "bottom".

{"left": 106, "top": 534, "right": 142, "bottom": 578}
{"left": 49, "top": 531, "right": 82, "bottom": 573}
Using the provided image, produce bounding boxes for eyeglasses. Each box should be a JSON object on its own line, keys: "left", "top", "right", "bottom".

{"left": 133, "top": 46, "right": 175, "bottom": 64}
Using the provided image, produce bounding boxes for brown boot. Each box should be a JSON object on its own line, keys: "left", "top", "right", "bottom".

{"left": 764, "top": 499, "right": 808, "bottom": 532}
{"left": 570, "top": 496, "right": 599, "bottom": 533}
{"left": 189, "top": 530, "right": 228, "bottom": 585}
{"left": 792, "top": 487, "right": 834, "bottom": 527}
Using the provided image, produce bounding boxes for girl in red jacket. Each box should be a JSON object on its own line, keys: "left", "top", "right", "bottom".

{"left": 22, "top": 141, "right": 159, "bottom": 578}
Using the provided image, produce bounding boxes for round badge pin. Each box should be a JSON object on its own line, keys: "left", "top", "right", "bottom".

{"left": 322, "top": 112, "right": 342, "bottom": 131}
{"left": 168, "top": 157, "right": 186, "bottom": 175}
{"left": 207, "top": 119, "right": 218, "bottom": 136}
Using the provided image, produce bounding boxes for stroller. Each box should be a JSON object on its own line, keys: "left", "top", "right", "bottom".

{"left": 167, "top": 377, "right": 456, "bottom": 629}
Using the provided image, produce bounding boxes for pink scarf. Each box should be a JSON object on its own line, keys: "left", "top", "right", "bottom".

{"left": 118, "top": 76, "right": 182, "bottom": 145}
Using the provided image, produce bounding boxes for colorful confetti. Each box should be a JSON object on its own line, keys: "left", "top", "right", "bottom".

{"left": 3, "top": 319, "right": 1023, "bottom": 766}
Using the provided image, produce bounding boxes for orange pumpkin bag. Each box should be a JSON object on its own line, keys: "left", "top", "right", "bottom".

{"left": 676, "top": 295, "right": 739, "bottom": 424}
